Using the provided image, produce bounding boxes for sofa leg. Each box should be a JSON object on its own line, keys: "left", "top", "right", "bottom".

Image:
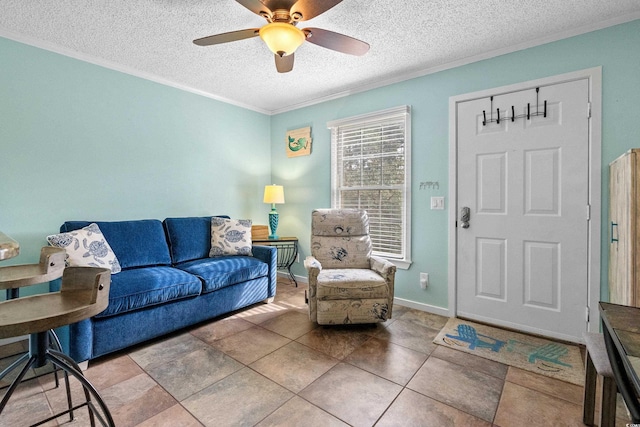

{"left": 77, "top": 360, "right": 89, "bottom": 371}
{"left": 264, "top": 297, "right": 275, "bottom": 304}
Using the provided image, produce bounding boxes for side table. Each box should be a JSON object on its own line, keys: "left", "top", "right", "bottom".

{"left": 253, "top": 237, "right": 299, "bottom": 287}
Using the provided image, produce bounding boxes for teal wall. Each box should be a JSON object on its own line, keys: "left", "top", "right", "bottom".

{"left": 270, "top": 19, "right": 640, "bottom": 310}
{"left": 2, "top": 20, "right": 640, "bottom": 310}
{"left": 0, "top": 37, "right": 271, "bottom": 296}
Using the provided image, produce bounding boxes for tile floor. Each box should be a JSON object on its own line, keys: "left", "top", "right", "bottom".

{"left": 0, "top": 279, "right": 633, "bottom": 426}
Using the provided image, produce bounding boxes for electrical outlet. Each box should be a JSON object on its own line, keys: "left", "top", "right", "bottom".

{"left": 420, "top": 272, "right": 429, "bottom": 289}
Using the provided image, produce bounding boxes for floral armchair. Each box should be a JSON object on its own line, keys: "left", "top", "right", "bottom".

{"left": 304, "top": 209, "right": 396, "bottom": 325}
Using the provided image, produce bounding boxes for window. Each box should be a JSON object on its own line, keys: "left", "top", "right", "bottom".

{"left": 328, "top": 105, "right": 411, "bottom": 269}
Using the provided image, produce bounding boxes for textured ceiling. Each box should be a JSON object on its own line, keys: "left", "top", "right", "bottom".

{"left": 1, "top": 1, "right": 639, "bottom": 114}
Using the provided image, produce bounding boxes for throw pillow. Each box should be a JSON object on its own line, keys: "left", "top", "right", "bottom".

{"left": 210, "top": 218, "right": 253, "bottom": 257}
{"left": 47, "top": 223, "right": 122, "bottom": 273}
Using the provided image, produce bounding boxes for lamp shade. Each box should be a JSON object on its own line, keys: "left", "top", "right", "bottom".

{"left": 263, "top": 184, "right": 285, "bottom": 204}
{"left": 259, "top": 22, "right": 305, "bottom": 57}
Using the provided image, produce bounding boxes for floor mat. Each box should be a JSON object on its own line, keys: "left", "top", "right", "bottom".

{"left": 434, "top": 318, "right": 584, "bottom": 385}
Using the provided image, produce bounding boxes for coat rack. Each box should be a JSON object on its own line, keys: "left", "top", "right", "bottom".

{"left": 482, "top": 87, "right": 547, "bottom": 126}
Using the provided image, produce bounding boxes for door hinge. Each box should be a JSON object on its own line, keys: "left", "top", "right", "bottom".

{"left": 587, "top": 102, "right": 591, "bottom": 119}
{"left": 586, "top": 306, "right": 590, "bottom": 322}
{"left": 586, "top": 204, "right": 591, "bottom": 221}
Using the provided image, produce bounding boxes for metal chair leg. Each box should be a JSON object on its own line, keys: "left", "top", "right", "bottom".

{"left": 0, "top": 355, "right": 37, "bottom": 413}
{"left": 48, "top": 329, "right": 62, "bottom": 388}
{"left": 0, "top": 333, "right": 114, "bottom": 427}
{"left": 47, "top": 349, "right": 115, "bottom": 427}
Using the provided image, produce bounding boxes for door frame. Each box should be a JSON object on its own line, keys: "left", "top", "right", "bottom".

{"left": 447, "top": 67, "right": 602, "bottom": 341}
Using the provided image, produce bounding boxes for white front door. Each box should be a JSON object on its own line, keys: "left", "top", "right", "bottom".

{"left": 455, "top": 78, "right": 590, "bottom": 341}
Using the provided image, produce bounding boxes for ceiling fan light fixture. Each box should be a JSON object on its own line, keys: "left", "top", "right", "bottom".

{"left": 259, "top": 22, "right": 305, "bottom": 56}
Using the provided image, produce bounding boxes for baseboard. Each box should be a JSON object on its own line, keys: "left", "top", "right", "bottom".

{"left": 276, "top": 271, "right": 308, "bottom": 284}
{"left": 0, "top": 335, "right": 28, "bottom": 346}
{"left": 393, "top": 297, "right": 450, "bottom": 317}
{"left": 278, "top": 273, "right": 449, "bottom": 318}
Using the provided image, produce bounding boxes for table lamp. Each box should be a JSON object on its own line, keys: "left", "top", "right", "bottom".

{"left": 263, "top": 184, "right": 285, "bottom": 239}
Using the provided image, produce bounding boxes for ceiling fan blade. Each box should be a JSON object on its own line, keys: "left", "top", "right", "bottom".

{"left": 193, "top": 28, "right": 259, "bottom": 46}
{"left": 235, "top": 0, "right": 272, "bottom": 16}
{"left": 291, "top": 0, "right": 343, "bottom": 21}
{"left": 303, "top": 28, "right": 369, "bottom": 56}
{"left": 275, "top": 53, "right": 294, "bottom": 73}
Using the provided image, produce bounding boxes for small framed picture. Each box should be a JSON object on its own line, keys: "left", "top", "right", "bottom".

{"left": 286, "top": 127, "right": 312, "bottom": 157}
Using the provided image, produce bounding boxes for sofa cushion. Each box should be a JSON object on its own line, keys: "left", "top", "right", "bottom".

{"left": 210, "top": 218, "right": 253, "bottom": 257}
{"left": 95, "top": 266, "right": 202, "bottom": 318}
{"left": 316, "top": 269, "right": 388, "bottom": 300}
{"left": 47, "top": 223, "right": 122, "bottom": 273}
{"left": 176, "top": 256, "right": 268, "bottom": 293}
{"left": 163, "top": 216, "right": 229, "bottom": 264}
{"left": 61, "top": 220, "right": 171, "bottom": 269}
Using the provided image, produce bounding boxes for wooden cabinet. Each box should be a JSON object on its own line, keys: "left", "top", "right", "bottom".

{"left": 609, "top": 149, "right": 640, "bottom": 306}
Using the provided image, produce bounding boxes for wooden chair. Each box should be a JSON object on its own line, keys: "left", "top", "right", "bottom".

{"left": 0, "top": 263, "right": 114, "bottom": 426}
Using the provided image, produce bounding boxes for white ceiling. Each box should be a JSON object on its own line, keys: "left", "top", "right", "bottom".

{"left": 1, "top": 1, "right": 639, "bottom": 114}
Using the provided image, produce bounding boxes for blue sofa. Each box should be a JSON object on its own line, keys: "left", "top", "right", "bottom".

{"left": 50, "top": 216, "right": 277, "bottom": 363}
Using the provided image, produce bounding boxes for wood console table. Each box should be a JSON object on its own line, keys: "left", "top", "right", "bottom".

{"left": 253, "top": 237, "right": 298, "bottom": 286}
{"left": 599, "top": 302, "right": 640, "bottom": 422}
{"left": 0, "top": 231, "right": 115, "bottom": 425}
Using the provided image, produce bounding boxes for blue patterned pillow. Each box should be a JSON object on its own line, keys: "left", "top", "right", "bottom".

{"left": 209, "top": 218, "right": 252, "bottom": 257}
{"left": 47, "top": 223, "right": 121, "bottom": 273}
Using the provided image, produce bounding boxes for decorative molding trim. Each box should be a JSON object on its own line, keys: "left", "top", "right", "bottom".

{"left": 269, "top": 13, "right": 640, "bottom": 115}
{"left": 0, "top": 28, "right": 271, "bottom": 115}
{"left": 0, "top": 13, "right": 636, "bottom": 116}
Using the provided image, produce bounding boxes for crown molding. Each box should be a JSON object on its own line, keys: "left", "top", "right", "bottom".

{"left": 2, "top": 14, "right": 638, "bottom": 116}
{"left": 0, "top": 28, "right": 271, "bottom": 115}
{"left": 269, "top": 14, "right": 640, "bottom": 115}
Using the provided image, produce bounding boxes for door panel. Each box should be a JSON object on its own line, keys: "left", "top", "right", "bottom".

{"left": 525, "top": 148, "right": 559, "bottom": 215}
{"left": 476, "top": 238, "right": 506, "bottom": 300}
{"left": 523, "top": 241, "right": 558, "bottom": 308}
{"left": 456, "top": 78, "right": 589, "bottom": 340}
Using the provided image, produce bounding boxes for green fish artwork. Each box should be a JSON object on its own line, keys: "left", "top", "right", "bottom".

{"left": 288, "top": 135, "right": 308, "bottom": 151}
{"left": 286, "top": 127, "right": 312, "bottom": 157}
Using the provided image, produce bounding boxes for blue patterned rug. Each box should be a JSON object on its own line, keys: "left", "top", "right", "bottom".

{"left": 434, "top": 318, "right": 584, "bottom": 385}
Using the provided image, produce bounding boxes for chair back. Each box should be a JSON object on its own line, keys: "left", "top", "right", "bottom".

{"left": 310, "top": 209, "right": 372, "bottom": 269}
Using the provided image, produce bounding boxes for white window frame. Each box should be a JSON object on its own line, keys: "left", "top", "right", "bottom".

{"left": 327, "top": 105, "right": 412, "bottom": 269}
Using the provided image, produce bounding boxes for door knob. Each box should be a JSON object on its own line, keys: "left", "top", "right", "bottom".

{"left": 460, "top": 207, "right": 470, "bottom": 229}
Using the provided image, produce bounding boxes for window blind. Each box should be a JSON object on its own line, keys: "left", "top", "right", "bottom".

{"left": 329, "top": 106, "right": 410, "bottom": 262}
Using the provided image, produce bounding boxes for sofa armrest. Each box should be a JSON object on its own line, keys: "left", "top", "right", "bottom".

{"left": 252, "top": 245, "right": 278, "bottom": 298}
{"left": 370, "top": 256, "right": 396, "bottom": 280}
{"left": 304, "top": 256, "right": 322, "bottom": 322}
{"left": 370, "top": 256, "right": 396, "bottom": 319}
{"left": 304, "top": 255, "right": 322, "bottom": 273}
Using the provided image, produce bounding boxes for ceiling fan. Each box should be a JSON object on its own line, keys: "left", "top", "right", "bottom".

{"left": 193, "top": 0, "right": 370, "bottom": 73}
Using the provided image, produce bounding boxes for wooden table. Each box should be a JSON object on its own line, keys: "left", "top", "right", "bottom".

{"left": 599, "top": 302, "right": 640, "bottom": 422}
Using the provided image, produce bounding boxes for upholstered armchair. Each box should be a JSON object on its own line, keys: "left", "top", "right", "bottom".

{"left": 304, "top": 209, "right": 396, "bottom": 325}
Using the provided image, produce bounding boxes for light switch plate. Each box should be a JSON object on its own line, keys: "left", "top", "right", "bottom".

{"left": 431, "top": 197, "right": 445, "bottom": 210}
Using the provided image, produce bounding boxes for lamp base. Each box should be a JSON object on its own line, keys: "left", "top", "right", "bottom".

{"left": 268, "top": 210, "right": 279, "bottom": 240}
